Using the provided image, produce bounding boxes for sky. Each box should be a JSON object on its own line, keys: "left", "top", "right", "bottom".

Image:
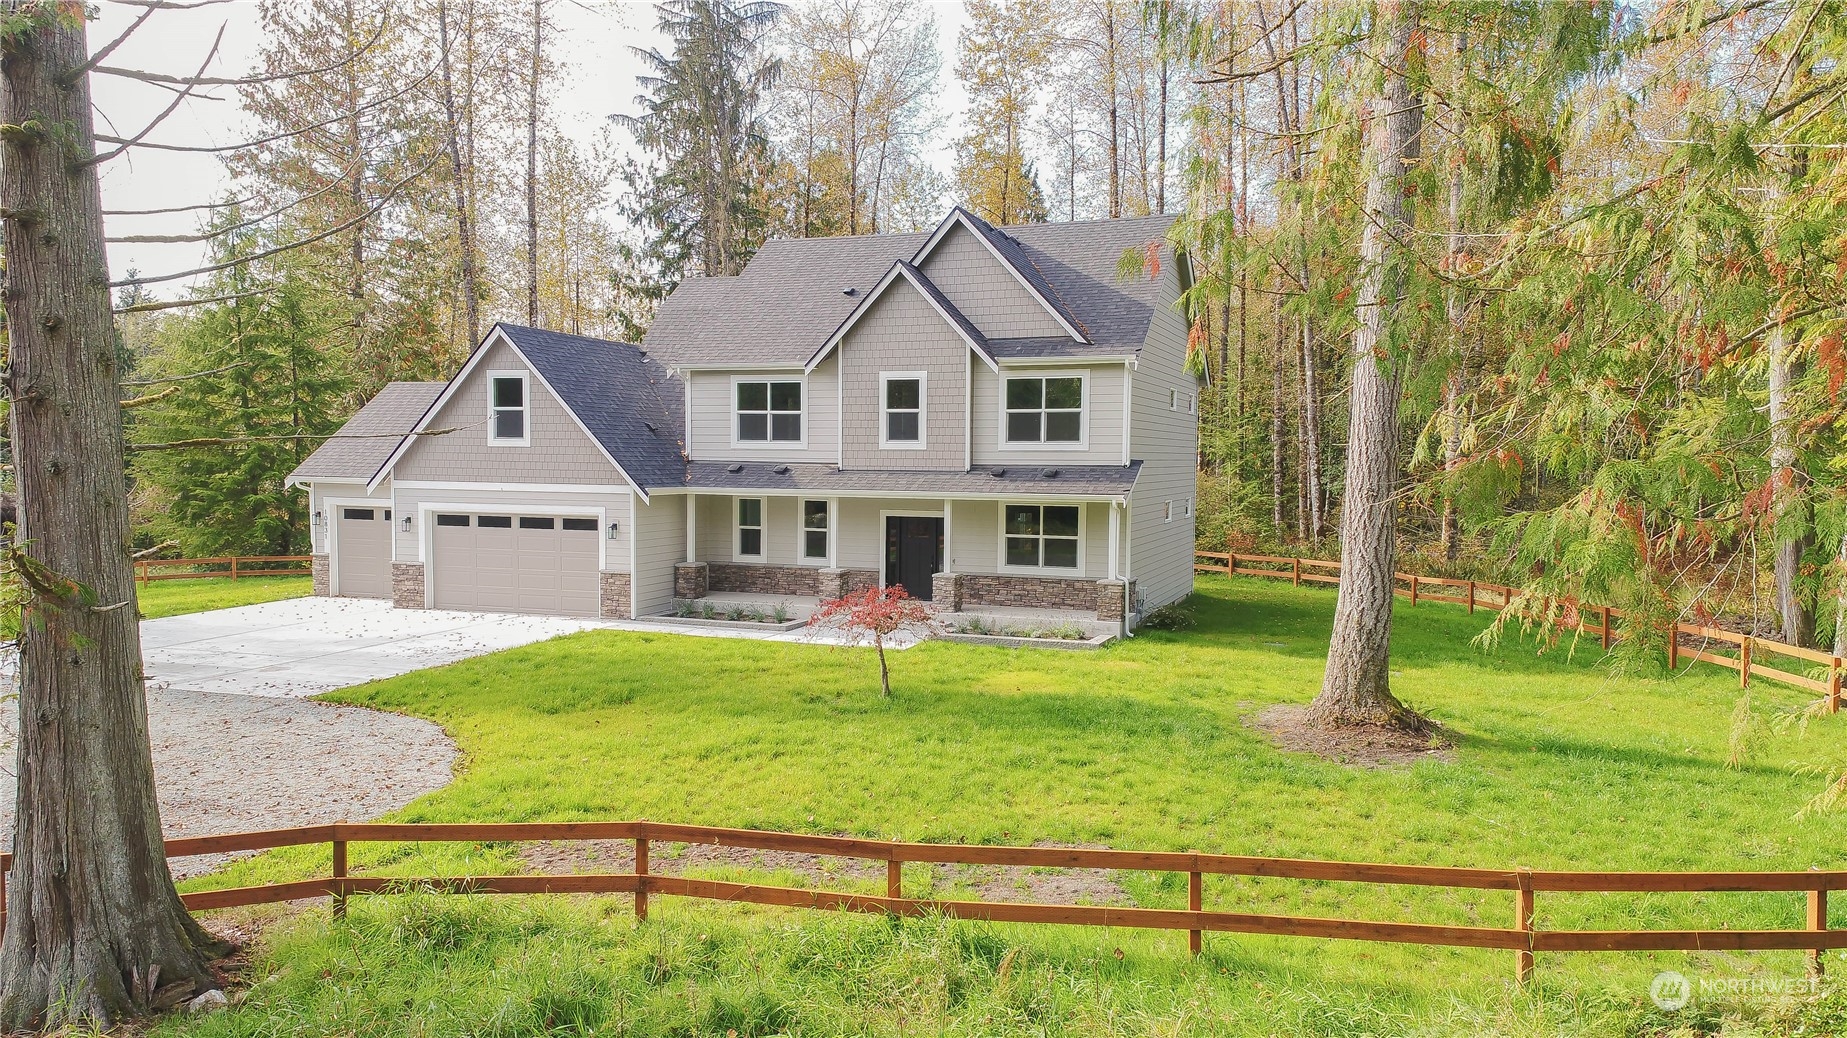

{"left": 90, "top": 0, "right": 973, "bottom": 294}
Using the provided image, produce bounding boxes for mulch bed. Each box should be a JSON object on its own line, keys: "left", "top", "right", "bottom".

{"left": 1248, "top": 704, "right": 1455, "bottom": 769}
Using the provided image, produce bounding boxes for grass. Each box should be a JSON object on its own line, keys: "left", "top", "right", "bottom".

{"left": 136, "top": 576, "right": 311, "bottom": 619}
{"left": 161, "top": 575, "right": 1847, "bottom": 1036}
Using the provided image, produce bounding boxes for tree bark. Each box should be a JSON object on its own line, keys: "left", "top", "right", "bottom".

{"left": 1308, "top": 0, "right": 1430, "bottom": 733}
{"left": 1439, "top": 118, "right": 1467, "bottom": 561}
{"left": 0, "top": 6, "right": 224, "bottom": 1028}
{"left": 525, "top": 0, "right": 541, "bottom": 325}
{"left": 1768, "top": 318, "right": 1814, "bottom": 645}
{"left": 1300, "top": 318, "right": 1324, "bottom": 540}
{"left": 1271, "top": 285, "right": 1289, "bottom": 536}
{"left": 437, "top": 0, "right": 481, "bottom": 348}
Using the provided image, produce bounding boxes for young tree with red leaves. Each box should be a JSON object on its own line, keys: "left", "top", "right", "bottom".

{"left": 810, "top": 586, "right": 939, "bottom": 696}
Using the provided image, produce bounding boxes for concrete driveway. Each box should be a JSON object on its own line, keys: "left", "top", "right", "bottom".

{"left": 141, "top": 596, "right": 610, "bottom": 698}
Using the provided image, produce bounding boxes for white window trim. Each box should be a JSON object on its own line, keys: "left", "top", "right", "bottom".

{"left": 995, "top": 500, "right": 1087, "bottom": 577}
{"left": 486, "top": 370, "right": 530, "bottom": 447}
{"left": 999, "top": 369, "right": 1089, "bottom": 451}
{"left": 735, "top": 496, "right": 767, "bottom": 559}
{"left": 879, "top": 370, "right": 928, "bottom": 450}
{"left": 798, "top": 498, "right": 830, "bottom": 564}
{"left": 730, "top": 375, "right": 807, "bottom": 450}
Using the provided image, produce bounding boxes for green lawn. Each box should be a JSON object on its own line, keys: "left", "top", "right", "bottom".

{"left": 163, "top": 576, "right": 1847, "bottom": 1037}
{"left": 136, "top": 576, "right": 311, "bottom": 619}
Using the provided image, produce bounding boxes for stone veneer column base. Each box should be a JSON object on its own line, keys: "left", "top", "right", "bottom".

{"left": 673, "top": 562, "right": 709, "bottom": 600}
{"left": 601, "top": 572, "right": 632, "bottom": 619}
{"left": 1096, "top": 579, "right": 1136, "bottom": 622}
{"left": 311, "top": 554, "right": 330, "bottom": 596}
{"left": 391, "top": 563, "right": 424, "bottom": 609}
{"left": 817, "top": 568, "right": 881, "bottom": 600}
{"left": 931, "top": 571, "right": 964, "bottom": 610}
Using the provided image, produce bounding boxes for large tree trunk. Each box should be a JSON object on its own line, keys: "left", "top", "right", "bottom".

{"left": 1308, "top": 0, "right": 1429, "bottom": 733}
{"left": 1271, "top": 287, "right": 1289, "bottom": 536}
{"left": 438, "top": 0, "right": 481, "bottom": 348}
{"left": 0, "top": 7, "right": 224, "bottom": 1029}
{"left": 1439, "top": 124, "right": 1467, "bottom": 561}
{"left": 1768, "top": 318, "right": 1813, "bottom": 645}
{"left": 525, "top": 0, "right": 541, "bottom": 325}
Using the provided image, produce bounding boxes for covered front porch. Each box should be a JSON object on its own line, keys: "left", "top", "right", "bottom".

{"left": 666, "top": 478, "right": 1137, "bottom": 625}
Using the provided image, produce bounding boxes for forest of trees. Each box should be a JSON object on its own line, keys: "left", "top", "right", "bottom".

{"left": 115, "top": 0, "right": 1847, "bottom": 665}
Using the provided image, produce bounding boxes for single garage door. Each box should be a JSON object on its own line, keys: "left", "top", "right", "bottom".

{"left": 430, "top": 512, "right": 601, "bottom": 616}
{"left": 335, "top": 505, "right": 392, "bottom": 598}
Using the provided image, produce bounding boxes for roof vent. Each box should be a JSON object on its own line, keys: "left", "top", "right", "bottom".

{"left": 644, "top": 421, "right": 658, "bottom": 434}
{"left": 843, "top": 287, "right": 858, "bottom": 297}
{"left": 1040, "top": 468, "right": 1060, "bottom": 479}
{"left": 727, "top": 463, "right": 744, "bottom": 474}
{"left": 989, "top": 467, "right": 1005, "bottom": 478}
{"left": 773, "top": 465, "right": 791, "bottom": 475}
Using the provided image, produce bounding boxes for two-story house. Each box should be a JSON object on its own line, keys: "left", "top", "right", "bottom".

{"left": 287, "top": 207, "right": 1198, "bottom": 632}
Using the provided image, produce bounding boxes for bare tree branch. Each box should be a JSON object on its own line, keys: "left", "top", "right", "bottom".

{"left": 127, "top": 425, "right": 468, "bottom": 453}
{"left": 106, "top": 193, "right": 260, "bottom": 217}
{"left": 121, "top": 361, "right": 251, "bottom": 386}
{"left": 85, "top": 23, "right": 225, "bottom": 168}
{"left": 110, "top": 150, "right": 443, "bottom": 288}
{"left": 108, "top": 156, "right": 363, "bottom": 244}
{"left": 61, "top": 3, "right": 160, "bottom": 85}
{"left": 92, "top": 16, "right": 389, "bottom": 88}
{"left": 113, "top": 287, "right": 276, "bottom": 313}
{"left": 120, "top": 386, "right": 180, "bottom": 409}
{"left": 94, "top": 68, "right": 433, "bottom": 157}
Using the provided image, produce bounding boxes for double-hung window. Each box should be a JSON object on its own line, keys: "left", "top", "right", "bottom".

{"left": 881, "top": 373, "right": 925, "bottom": 447}
{"left": 489, "top": 373, "right": 528, "bottom": 444}
{"left": 737, "top": 498, "right": 764, "bottom": 557}
{"left": 1003, "top": 504, "right": 1081, "bottom": 570}
{"left": 802, "top": 500, "right": 829, "bottom": 560}
{"left": 736, "top": 380, "right": 803, "bottom": 444}
{"left": 1004, "top": 375, "right": 1084, "bottom": 445}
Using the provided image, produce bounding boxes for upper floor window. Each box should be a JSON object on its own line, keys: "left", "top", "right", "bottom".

{"left": 1004, "top": 374, "right": 1084, "bottom": 445}
{"left": 736, "top": 379, "right": 802, "bottom": 444}
{"left": 489, "top": 372, "right": 528, "bottom": 444}
{"left": 881, "top": 372, "right": 925, "bottom": 448}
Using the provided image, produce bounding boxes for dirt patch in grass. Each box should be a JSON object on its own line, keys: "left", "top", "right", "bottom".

{"left": 1248, "top": 704, "right": 1455, "bottom": 769}
{"left": 517, "top": 839, "right": 1129, "bottom": 907}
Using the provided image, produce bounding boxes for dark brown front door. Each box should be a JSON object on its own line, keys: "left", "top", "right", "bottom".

{"left": 885, "top": 516, "right": 943, "bottom": 601}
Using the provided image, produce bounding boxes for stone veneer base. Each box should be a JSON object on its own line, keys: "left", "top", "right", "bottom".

{"left": 390, "top": 563, "right": 424, "bottom": 609}
{"left": 311, "top": 554, "right": 330, "bottom": 596}
{"left": 600, "top": 572, "right": 632, "bottom": 619}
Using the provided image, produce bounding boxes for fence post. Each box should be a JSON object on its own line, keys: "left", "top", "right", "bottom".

{"left": 331, "top": 833, "right": 347, "bottom": 921}
{"left": 1188, "top": 867, "right": 1203, "bottom": 956}
{"left": 1467, "top": 580, "right": 1476, "bottom": 614}
{"left": 1809, "top": 874, "right": 1827, "bottom": 979}
{"left": 1741, "top": 636, "right": 1752, "bottom": 689}
{"left": 1227, "top": 552, "right": 1237, "bottom": 576}
{"left": 887, "top": 853, "right": 902, "bottom": 904}
{"left": 230, "top": 556, "right": 240, "bottom": 581}
{"left": 1292, "top": 558, "right": 1300, "bottom": 587}
{"left": 1600, "top": 607, "right": 1611, "bottom": 650}
{"left": 634, "top": 836, "right": 649, "bottom": 922}
{"left": 1831, "top": 658, "right": 1842, "bottom": 714}
{"left": 1514, "top": 868, "right": 1535, "bottom": 985}
{"left": 1668, "top": 624, "right": 1679, "bottom": 672}
{"left": 1409, "top": 574, "right": 1419, "bottom": 607}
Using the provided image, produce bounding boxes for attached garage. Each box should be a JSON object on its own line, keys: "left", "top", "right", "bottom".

{"left": 334, "top": 505, "right": 392, "bottom": 598}
{"left": 429, "top": 511, "right": 601, "bottom": 616}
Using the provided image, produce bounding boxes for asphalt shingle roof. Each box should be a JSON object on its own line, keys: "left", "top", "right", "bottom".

{"left": 643, "top": 210, "right": 1179, "bottom": 369}
{"left": 496, "top": 324, "right": 688, "bottom": 492}
{"left": 684, "top": 461, "right": 1141, "bottom": 497}
{"left": 288, "top": 381, "right": 444, "bottom": 484}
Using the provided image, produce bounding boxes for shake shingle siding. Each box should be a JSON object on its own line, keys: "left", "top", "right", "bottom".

{"left": 838, "top": 279, "right": 967, "bottom": 470}
{"left": 1126, "top": 262, "right": 1198, "bottom": 613}
{"left": 288, "top": 382, "right": 443, "bottom": 485}
{"left": 395, "top": 338, "right": 621, "bottom": 485}
{"left": 918, "top": 224, "right": 1070, "bottom": 340}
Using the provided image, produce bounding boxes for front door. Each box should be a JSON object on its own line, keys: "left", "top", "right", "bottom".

{"left": 885, "top": 516, "right": 943, "bottom": 601}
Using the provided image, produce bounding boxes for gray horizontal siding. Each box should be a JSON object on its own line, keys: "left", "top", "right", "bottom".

{"left": 971, "top": 363, "right": 1128, "bottom": 467}
{"left": 631, "top": 492, "right": 686, "bottom": 616}
{"left": 1126, "top": 256, "right": 1196, "bottom": 612}
{"left": 685, "top": 362, "right": 839, "bottom": 464}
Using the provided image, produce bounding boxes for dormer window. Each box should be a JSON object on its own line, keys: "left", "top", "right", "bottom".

{"left": 881, "top": 372, "right": 925, "bottom": 448}
{"left": 489, "top": 372, "right": 528, "bottom": 445}
{"left": 735, "top": 379, "right": 803, "bottom": 445}
{"left": 1003, "top": 373, "right": 1085, "bottom": 447}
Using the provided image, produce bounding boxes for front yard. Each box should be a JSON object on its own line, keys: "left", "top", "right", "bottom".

{"left": 136, "top": 575, "right": 311, "bottom": 619}
{"left": 167, "top": 575, "right": 1845, "bottom": 1036}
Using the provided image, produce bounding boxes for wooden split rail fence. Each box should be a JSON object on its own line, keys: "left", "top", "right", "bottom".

{"left": 0, "top": 821, "right": 1836, "bottom": 985}
{"left": 1197, "top": 550, "right": 1844, "bottom": 712}
{"left": 134, "top": 555, "right": 312, "bottom": 584}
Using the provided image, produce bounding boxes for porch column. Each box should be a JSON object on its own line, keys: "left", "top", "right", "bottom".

{"left": 943, "top": 499, "right": 955, "bottom": 570}
{"left": 686, "top": 494, "right": 697, "bottom": 563}
{"left": 1107, "top": 499, "right": 1121, "bottom": 581}
{"left": 827, "top": 496, "right": 839, "bottom": 568}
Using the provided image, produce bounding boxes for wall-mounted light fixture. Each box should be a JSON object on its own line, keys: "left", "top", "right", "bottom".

{"left": 312, "top": 511, "right": 324, "bottom": 527}
{"left": 401, "top": 515, "right": 413, "bottom": 533}
{"left": 607, "top": 521, "right": 620, "bottom": 540}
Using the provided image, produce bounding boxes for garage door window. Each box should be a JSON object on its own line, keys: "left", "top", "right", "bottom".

{"left": 343, "top": 508, "right": 375, "bottom": 521}
{"left": 519, "top": 516, "right": 555, "bottom": 530}
{"left": 562, "top": 518, "right": 596, "bottom": 531}
{"left": 478, "top": 515, "right": 513, "bottom": 529}
{"left": 437, "top": 514, "right": 469, "bottom": 527}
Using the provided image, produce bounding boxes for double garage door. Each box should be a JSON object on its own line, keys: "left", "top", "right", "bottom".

{"left": 430, "top": 512, "right": 601, "bottom": 617}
